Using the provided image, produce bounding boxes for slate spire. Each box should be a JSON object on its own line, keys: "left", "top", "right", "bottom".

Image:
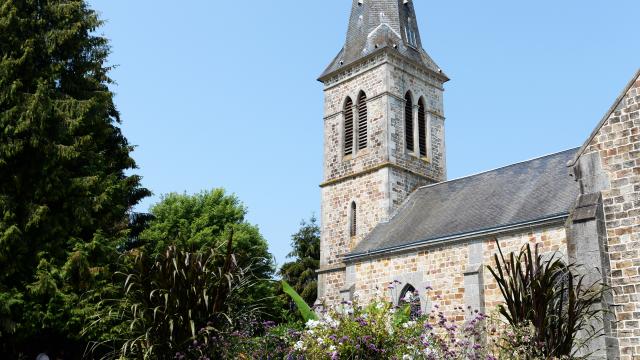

{"left": 320, "top": 0, "right": 445, "bottom": 80}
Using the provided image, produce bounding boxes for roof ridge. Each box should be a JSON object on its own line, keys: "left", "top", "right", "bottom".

{"left": 417, "top": 147, "right": 579, "bottom": 191}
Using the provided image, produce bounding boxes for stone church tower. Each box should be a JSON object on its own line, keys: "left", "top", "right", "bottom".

{"left": 317, "top": 0, "right": 449, "bottom": 303}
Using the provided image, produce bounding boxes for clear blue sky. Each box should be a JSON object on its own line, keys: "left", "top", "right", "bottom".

{"left": 87, "top": 0, "right": 639, "bottom": 267}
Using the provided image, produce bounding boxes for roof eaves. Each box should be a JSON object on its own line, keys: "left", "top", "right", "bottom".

{"left": 318, "top": 46, "right": 449, "bottom": 84}
{"left": 344, "top": 213, "right": 569, "bottom": 262}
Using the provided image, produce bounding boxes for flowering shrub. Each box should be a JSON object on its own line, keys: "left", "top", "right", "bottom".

{"left": 289, "top": 284, "right": 490, "bottom": 360}
{"left": 175, "top": 318, "right": 302, "bottom": 360}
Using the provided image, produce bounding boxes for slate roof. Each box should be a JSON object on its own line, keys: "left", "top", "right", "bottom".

{"left": 347, "top": 148, "right": 581, "bottom": 259}
{"left": 319, "top": 0, "right": 445, "bottom": 81}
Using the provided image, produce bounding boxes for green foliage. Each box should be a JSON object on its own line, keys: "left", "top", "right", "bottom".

{"left": 178, "top": 321, "right": 301, "bottom": 360}
{"left": 279, "top": 216, "right": 320, "bottom": 306}
{"left": 487, "top": 241, "right": 609, "bottom": 358}
{"left": 282, "top": 280, "right": 318, "bottom": 322}
{"left": 291, "top": 288, "right": 488, "bottom": 360}
{"left": 138, "top": 189, "right": 277, "bottom": 318}
{"left": 88, "top": 235, "right": 256, "bottom": 360}
{"left": 0, "top": 0, "right": 149, "bottom": 356}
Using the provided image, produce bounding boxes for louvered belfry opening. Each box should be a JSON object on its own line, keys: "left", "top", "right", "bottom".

{"left": 418, "top": 98, "right": 427, "bottom": 157}
{"left": 357, "top": 92, "right": 368, "bottom": 150}
{"left": 350, "top": 202, "right": 357, "bottom": 237}
{"left": 404, "top": 92, "right": 414, "bottom": 152}
{"left": 344, "top": 97, "right": 354, "bottom": 156}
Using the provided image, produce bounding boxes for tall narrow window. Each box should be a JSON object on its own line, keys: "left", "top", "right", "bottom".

{"left": 350, "top": 202, "right": 357, "bottom": 237}
{"left": 344, "top": 97, "right": 354, "bottom": 156}
{"left": 418, "top": 98, "right": 427, "bottom": 157}
{"left": 357, "top": 92, "right": 368, "bottom": 150}
{"left": 404, "top": 92, "right": 414, "bottom": 152}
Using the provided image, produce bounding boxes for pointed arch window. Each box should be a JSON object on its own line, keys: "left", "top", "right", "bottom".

{"left": 350, "top": 202, "right": 357, "bottom": 237}
{"left": 357, "top": 92, "right": 368, "bottom": 150}
{"left": 400, "top": 284, "right": 421, "bottom": 319}
{"left": 344, "top": 97, "right": 354, "bottom": 156}
{"left": 404, "top": 92, "right": 414, "bottom": 152}
{"left": 418, "top": 97, "right": 427, "bottom": 157}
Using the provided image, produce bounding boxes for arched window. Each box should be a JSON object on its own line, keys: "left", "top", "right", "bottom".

{"left": 357, "top": 92, "right": 368, "bottom": 150}
{"left": 344, "top": 97, "right": 354, "bottom": 156}
{"left": 404, "top": 92, "right": 414, "bottom": 152}
{"left": 400, "top": 284, "right": 421, "bottom": 319}
{"left": 418, "top": 97, "right": 427, "bottom": 157}
{"left": 350, "top": 202, "right": 357, "bottom": 237}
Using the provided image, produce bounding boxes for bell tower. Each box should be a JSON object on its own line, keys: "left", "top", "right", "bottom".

{"left": 317, "top": 0, "right": 449, "bottom": 303}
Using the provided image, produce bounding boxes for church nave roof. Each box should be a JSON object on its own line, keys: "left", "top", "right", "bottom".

{"left": 347, "top": 148, "right": 581, "bottom": 260}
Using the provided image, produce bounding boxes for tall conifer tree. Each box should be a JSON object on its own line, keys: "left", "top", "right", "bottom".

{"left": 279, "top": 217, "right": 320, "bottom": 306}
{"left": 0, "top": 0, "right": 149, "bottom": 356}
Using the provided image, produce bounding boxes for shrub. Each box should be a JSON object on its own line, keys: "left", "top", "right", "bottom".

{"left": 87, "top": 230, "right": 259, "bottom": 359}
{"left": 487, "top": 241, "right": 609, "bottom": 358}
{"left": 176, "top": 320, "right": 301, "bottom": 360}
{"left": 289, "top": 285, "right": 489, "bottom": 360}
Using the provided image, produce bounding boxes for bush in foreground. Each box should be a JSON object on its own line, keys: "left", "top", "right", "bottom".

{"left": 290, "top": 287, "right": 488, "bottom": 360}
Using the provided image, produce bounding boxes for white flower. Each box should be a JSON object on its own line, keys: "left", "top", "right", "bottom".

{"left": 294, "top": 341, "right": 305, "bottom": 351}
{"left": 376, "top": 302, "right": 385, "bottom": 310}
{"left": 329, "top": 345, "right": 336, "bottom": 352}
{"left": 402, "top": 355, "right": 414, "bottom": 360}
{"left": 323, "top": 315, "right": 340, "bottom": 328}
{"left": 375, "top": 287, "right": 384, "bottom": 298}
{"left": 403, "top": 291, "right": 414, "bottom": 303}
{"left": 317, "top": 337, "right": 324, "bottom": 345}
{"left": 306, "top": 319, "right": 321, "bottom": 329}
{"left": 402, "top": 321, "right": 416, "bottom": 328}
{"left": 384, "top": 316, "right": 395, "bottom": 335}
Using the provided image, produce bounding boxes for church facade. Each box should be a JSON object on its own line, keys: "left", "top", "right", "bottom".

{"left": 316, "top": 1, "right": 640, "bottom": 359}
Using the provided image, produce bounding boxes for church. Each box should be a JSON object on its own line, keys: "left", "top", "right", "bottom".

{"left": 316, "top": 1, "right": 640, "bottom": 359}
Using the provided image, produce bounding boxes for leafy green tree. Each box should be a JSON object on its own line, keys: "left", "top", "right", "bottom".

{"left": 279, "top": 216, "right": 320, "bottom": 306}
{"left": 139, "top": 189, "right": 276, "bottom": 314}
{"left": 0, "top": 0, "right": 149, "bottom": 357}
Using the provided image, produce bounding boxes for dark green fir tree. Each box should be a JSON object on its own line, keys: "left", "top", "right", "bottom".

{"left": 0, "top": 0, "right": 149, "bottom": 357}
{"left": 279, "top": 216, "right": 320, "bottom": 307}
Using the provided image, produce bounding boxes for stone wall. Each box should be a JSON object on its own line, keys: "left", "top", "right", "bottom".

{"left": 321, "top": 53, "right": 447, "bottom": 184}
{"left": 320, "top": 170, "right": 389, "bottom": 267}
{"left": 577, "top": 71, "right": 640, "bottom": 360}
{"left": 319, "top": 51, "right": 448, "bottom": 303}
{"left": 323, "top": 60, "right": 388, "bottom": 182}
{"left": 387, "top": 54, "right": 447, "bottom": 181}
{"left": 318, "top": 270, "right": 346, "bottom": 305}
{"left": 348, "top": 223, "right": 568, "bottom": 320}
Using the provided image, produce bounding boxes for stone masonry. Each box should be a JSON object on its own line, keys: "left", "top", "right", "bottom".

{"left": 318, "top": 49, "right": 447, "bottom": 302}
{"left": 346, "top": 223, "right": 568, "bottom": 322}
{"left": 571, "top": 71, "right": 640, "bottom": 360}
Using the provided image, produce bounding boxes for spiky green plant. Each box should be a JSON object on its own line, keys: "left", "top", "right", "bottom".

{"left": 86, "top": 230, "right": 259, "bottom": 359}
{"left": 487, "top": 241, "right": 610, "bottom": 358}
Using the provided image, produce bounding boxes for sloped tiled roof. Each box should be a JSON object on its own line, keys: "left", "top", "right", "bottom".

{"left": 348, "top": 148, "right": 580, "bottom": 259}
